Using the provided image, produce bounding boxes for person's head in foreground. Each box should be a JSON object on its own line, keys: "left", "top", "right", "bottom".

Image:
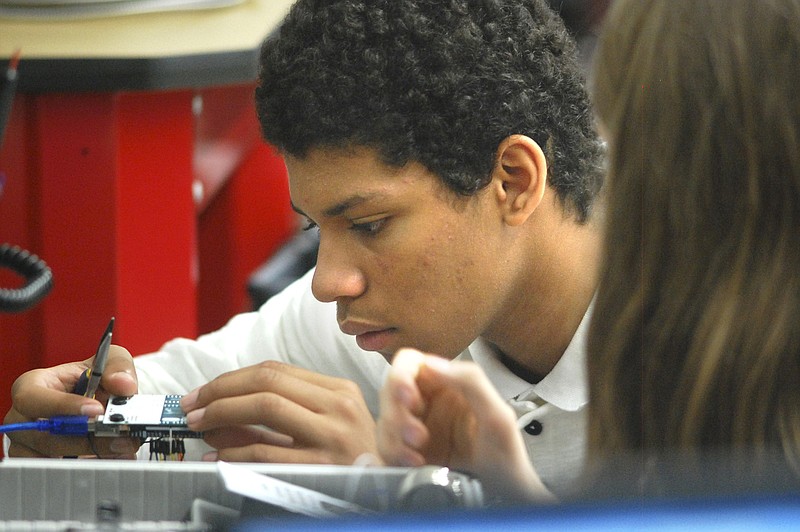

{"left": 588, "top": 0, "right": 800, "bottom": 486}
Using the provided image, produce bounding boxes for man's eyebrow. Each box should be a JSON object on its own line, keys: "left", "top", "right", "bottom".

{"left": 291, "top": 194, "right": 381, "bottom": 219}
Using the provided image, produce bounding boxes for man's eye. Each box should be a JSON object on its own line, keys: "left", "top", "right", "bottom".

{"left": 302, "top": 220, "right": 319, "bottom": 232}
{"left": 351, "top": 218, "right": 386, "bottom": 235}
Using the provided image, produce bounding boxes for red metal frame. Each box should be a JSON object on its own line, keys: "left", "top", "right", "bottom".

{"left": 0, "top": 84, "right": 294, "bottom": 432}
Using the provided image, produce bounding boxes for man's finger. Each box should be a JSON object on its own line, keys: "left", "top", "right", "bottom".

{"left": 214, "top": 442, "right": 346, "bottom": 465}
{"left": 7, "top": 426, "right": 139, "bottom": 458}
{"left": 187, "top": 391, "right": 321, "bottom": 442}
{"left": 203, "top": 425, "right": 294, "bottom": 451}
{"left": 10, "top": 368, "right": 105, "bottom": 420}
{"left": 99, "top": 344, "right": 138, "bottom": 397}
{"left": 188, "top": 361, "right": 353, "bottom": 415}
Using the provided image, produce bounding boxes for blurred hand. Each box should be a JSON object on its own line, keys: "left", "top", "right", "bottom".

{"left": 180, "top": 360, "right": 378, "bottom": 465}
{"left": 4, "top": 344, "right": 140, "bottom": 458}
{"left": 377, "top": 348, "right": 554, "bottom": 503}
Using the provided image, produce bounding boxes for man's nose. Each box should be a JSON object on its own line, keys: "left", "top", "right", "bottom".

{"left": 310, "top": 237, "right": 366, "bottom": 303}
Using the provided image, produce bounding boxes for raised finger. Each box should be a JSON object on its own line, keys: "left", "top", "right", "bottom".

{"left": 419, "top": 356, "right": 518, "bottom": 430}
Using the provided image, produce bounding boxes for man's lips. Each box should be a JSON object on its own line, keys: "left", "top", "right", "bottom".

{"left": 339, "top": 321, "right": 395, "bottom": 352}
{"left": 355, "top": 329, "right": 394, "bottom": 351}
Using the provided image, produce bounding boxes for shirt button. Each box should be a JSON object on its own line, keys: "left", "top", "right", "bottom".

{"left": 524, "top": 420, "right": 543, "bottom": 435}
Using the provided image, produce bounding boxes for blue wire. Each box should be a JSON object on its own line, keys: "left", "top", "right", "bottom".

{"left": 0, "top": 421, "right": 41, "bottom": 433}
{"left": 0, "top": 415, "right": 89, "bottom": 435}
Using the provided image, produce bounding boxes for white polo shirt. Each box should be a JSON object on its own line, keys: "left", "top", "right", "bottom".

{"left": 461, "top": 306, "right": 590, "bottom": 497}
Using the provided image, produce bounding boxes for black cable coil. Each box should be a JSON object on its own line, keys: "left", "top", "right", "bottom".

{"left": 0, "top": 243, "right": 54, "bottom": 313}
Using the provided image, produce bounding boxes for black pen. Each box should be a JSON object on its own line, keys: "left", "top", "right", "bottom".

{"left": 73, "top": 317, "right": 115, "bottom": 399}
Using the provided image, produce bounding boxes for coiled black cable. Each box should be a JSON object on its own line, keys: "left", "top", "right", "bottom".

{"left": 0, "top": 243, "right": 54, "bottom": 313}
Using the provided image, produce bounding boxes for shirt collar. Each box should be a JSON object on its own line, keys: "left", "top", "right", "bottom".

{"left": 463, "top": 299, "right": 593, "bottom": 412}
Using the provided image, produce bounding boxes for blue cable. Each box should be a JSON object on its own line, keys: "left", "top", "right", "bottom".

{"left": 0, "top": 415, "right": 89, "bottom": 436}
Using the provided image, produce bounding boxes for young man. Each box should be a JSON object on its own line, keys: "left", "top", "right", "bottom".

{"left": 5, "top": 0, "right": 603, "bottom": 498}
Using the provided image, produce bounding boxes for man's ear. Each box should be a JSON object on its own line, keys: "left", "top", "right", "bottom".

{"left": 490, "top": 135, "right": 548, "bottom": 226}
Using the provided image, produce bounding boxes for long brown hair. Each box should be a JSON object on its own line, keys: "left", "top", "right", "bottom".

{"left": 587, "top": 0, "right": 800, "bottom": 475}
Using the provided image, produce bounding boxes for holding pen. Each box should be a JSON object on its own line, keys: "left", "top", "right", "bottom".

{"left": 3, "top": 316, "right": 140, "bottom": 459}
{"left": 73, "top": 317, "right": 115, "bottom": 399}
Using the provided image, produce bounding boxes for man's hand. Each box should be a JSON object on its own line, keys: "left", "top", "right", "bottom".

{"left": 4, "top": 344, "right": 140, "bottom": 458}
{"left": 180, "top": 360, "right": 378, "bottom": 465}
{"left": 377, "top": 348, "right": 554, "bottom": 503}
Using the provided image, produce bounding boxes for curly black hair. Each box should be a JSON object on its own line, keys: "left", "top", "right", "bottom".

{"left": 256, "top": 0, "right": 604, "bottom": 222}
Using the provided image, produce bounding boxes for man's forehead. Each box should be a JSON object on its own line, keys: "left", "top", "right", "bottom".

{"left": 284, "top": 145, "right": 380, "bottom": 169}
{"left": 285, "top": 147, "right": 452, "bottom": 218}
